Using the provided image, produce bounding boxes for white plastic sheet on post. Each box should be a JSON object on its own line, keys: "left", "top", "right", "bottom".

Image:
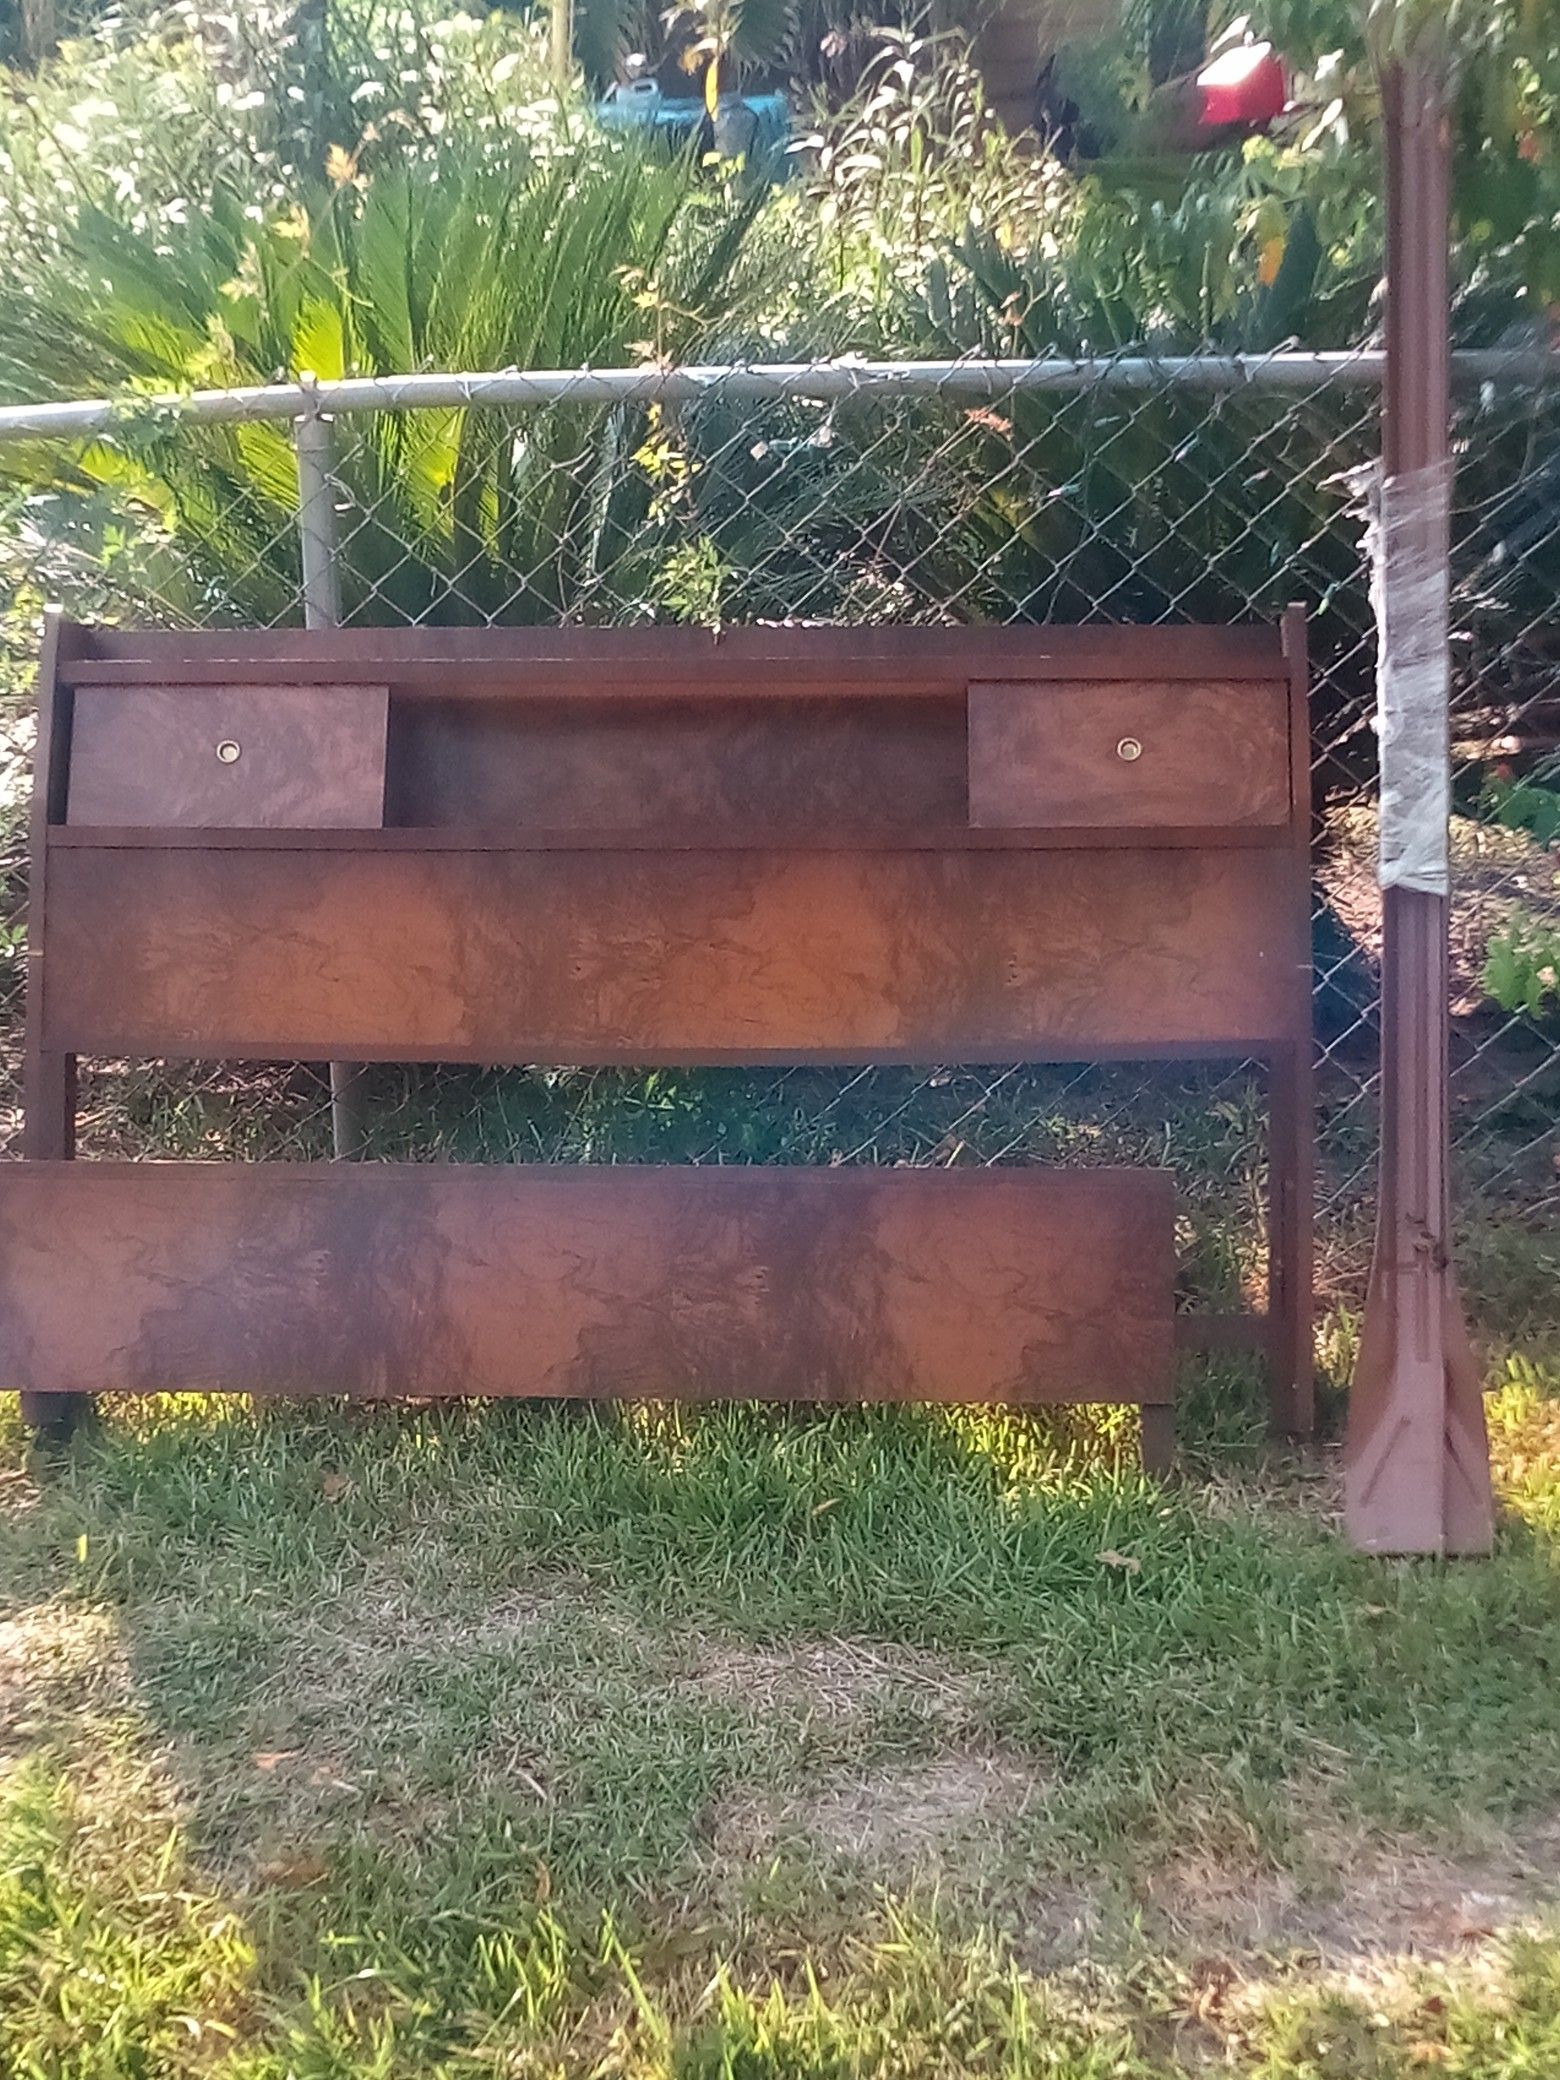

{"left": 1367, "top": 457, "right": 1454, "bottom": 897}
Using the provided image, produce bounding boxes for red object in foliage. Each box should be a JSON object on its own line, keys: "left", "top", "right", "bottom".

{"left": 1198, "top": 42, "right": 1288, "bottom": 132}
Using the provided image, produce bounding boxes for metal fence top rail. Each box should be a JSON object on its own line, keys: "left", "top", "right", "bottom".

{"left": 0, "top": 349, "right": 1553, "bottom": 443}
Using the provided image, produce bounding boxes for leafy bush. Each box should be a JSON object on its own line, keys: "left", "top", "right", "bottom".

{"left": 0, "top": 124, "right": 777, "bottom": 622}
{"left": 1485, "top": 913, "right": 1560, "bottom": 1020}
{"left": 0, "top": 0, "right": 1553, "bottom": 659}
{"left": 1483, "top": 772, "right": 1560, "bottom": 1020}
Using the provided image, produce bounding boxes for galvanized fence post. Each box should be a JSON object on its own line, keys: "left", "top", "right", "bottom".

{"left": 294, "top": 389, "right": 367, "bottom": 1160}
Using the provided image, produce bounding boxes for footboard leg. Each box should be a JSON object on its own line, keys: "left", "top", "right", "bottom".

{"left": 1267, "top": 1044, "right": 1316, "bottom": 1438}
{"left": 19, "top": 624, "right": 91, "bottom": 1440}
{"left": 19, "top": 1392, "right": 87, "bottom": 1442}
{"left": 1140, "top": 1404, "right": 1176, "bottom": 1476}
{"left": 21, "top": 1049, "right": 92, "bottom": 1438}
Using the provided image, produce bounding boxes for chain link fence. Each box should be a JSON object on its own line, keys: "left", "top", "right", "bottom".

{"left": 0, "top": 352, "right": 1554, "bottom": 1362}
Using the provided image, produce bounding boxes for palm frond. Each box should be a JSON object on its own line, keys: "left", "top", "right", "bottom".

{"left": 0, "top": 127, "right": 767, "bottom": 627}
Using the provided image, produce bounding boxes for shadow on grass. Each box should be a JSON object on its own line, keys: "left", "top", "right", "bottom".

{"left": 5, "top": 1386, "right": 1560, "bottom": 2074}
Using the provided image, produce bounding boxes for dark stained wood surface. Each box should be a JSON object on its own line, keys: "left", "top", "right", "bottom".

{"left": 20, "top": 613, "right": 1314, "bottom": 1432}
{"left": 389, "top": 694, "right": 967, "bottom": 830}
{"left": 1271, "top": 606, "right": 1317, "bottom": 1436}
{"left": 22, "top": 610, "right": 76, "bottom": 1162}
{"left": 49, "top": 824, "right": 1282, "bottom": 853}
{"left": 0, "top": 1163, "right": 1176, "bottom": 1405}
{"left": 68, "top": 684, "right": 388, "bottom": 829}
{"left": 60, "top": 621, "right": 1288, "bottom": 692}
{"left": 968, "top": 680, "right": 1290, "bottom": 829}
{"left": 44, "top": 844, "right": 1303, "bottom": 1060}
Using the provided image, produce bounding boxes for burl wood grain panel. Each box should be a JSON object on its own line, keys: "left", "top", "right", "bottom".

{"left": 67, "top": 684, "right": 388, "bottom": 829}
{"left": 388, "top": 694, "right": 967, "bottom": 830}
{"left": 968, "top": 680, "right": 1290, "bottom": 830}
{"left": 0, "top": 1164, "right": 1176, "bottom": 1405}
{"left": 44, "top": 845, "right": 1301, "bottom": 1059}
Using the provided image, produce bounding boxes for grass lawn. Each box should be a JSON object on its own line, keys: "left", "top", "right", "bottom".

{"left": 3, "top": 1332, "right": 1560, "bottom": 2078}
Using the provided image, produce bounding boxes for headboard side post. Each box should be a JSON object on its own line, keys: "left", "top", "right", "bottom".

{"left": 19, "top": 611, "right": 87, "bottom": 1436}
{"left": 22, "top": 608, "right": 77, "bottom": 1163}
{"left": 1266, "top": 603, "right": 1316, "bottom": 1435}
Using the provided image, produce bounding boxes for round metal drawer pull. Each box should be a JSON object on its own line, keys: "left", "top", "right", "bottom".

{"left": 215, "top": 739, "right": 243, "bottom": 764}
{"left": 1116, "top": 736, "right": 1143, "bottom": 762}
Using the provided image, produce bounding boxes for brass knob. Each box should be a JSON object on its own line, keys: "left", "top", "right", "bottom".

{"left": 215, "top": 739, "right": 242, "bottom": 765}
{"left": 1116, "top": 736, "right": 1143, "bottom": 763}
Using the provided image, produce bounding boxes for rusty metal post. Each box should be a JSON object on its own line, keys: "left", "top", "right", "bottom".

{"left": 294, "top": 395, "right": 368, "bottom": 1161}
{"left": 1345, "top": 60, "right": 1494, "bottom": 1555}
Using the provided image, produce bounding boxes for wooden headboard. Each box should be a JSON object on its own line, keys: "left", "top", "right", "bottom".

{"left": 5, "top": 615, "right": 1313, "bottom": 1446}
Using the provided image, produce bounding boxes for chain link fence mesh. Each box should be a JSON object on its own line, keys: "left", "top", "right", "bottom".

{"left": 0, "top": 354, "right": 1554, "bottom": 1359}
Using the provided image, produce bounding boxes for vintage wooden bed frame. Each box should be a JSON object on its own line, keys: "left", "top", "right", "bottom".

{"left": 2, "top": 613, "right": 1314, "bottom": 1457}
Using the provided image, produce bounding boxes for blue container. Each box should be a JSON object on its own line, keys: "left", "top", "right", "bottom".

{"left": 597, "top": 83, "right": 791, "bottom": 174}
